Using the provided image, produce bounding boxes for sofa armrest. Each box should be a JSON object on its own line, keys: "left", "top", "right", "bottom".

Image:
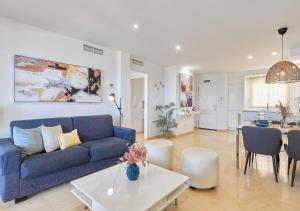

{"left": 0, "top": 138, "right": 21, "bottom": 176}
{"left": 114, "top": 126, "right": 136, "bottom": 142}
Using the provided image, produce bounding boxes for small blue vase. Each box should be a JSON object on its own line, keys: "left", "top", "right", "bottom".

{"left": 126, "top": 163, "right": 140, "bottom": 181}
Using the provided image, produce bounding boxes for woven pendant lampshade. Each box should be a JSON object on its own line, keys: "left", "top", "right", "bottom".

{"left": 266, "top": 27, "right": 300, "bottom": 84}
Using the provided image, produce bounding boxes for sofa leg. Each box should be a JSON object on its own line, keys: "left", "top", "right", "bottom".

{"left": 15, "top": 196, "right": 28, "bottom": 204}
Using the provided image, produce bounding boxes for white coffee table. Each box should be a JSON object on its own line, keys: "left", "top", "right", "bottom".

{"left": 71, "top": 163, "right": 188, "bottom": 211}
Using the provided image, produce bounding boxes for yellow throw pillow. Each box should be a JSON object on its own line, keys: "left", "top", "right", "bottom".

{"left": 58, "top": 129, "right": 81, "bottom": 150}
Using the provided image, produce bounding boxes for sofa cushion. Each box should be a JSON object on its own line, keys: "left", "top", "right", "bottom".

{"left": 41, "top": 125, "right": 62, "bottom": 153}
{"left": 72, "top": 115, "right": 114, "bottom": 142}
{"left": 21, "top": 146, "right": 89, "bottom": 179}
{"left": 11, "top": 117, "right": 73, "bottom": 139}
{"left": 81, "top": 137, "right": 130, "bottom": 162}
{"left": 58, "top": 129, "right": 81, "bottom": 150}
{"left": 13, "top": 127, "right": 44, "bottom": 157}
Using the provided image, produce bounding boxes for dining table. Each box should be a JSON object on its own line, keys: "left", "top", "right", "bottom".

{"left": 235, "top": 124, "right": 299, "bottom": 169}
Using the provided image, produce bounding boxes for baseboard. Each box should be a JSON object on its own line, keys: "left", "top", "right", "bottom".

{"left": 174, "top": 130, "right": 195, "bottom": 138}
{"left": 197, "top": 127, "right": 228, "bottom": 132}
{"left": 147, "top": 135, "right": 163, "bottom": 140}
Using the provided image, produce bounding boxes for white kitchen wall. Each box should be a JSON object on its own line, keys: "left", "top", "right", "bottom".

{"left": 227, "top": 69, "right": 266, "bottom": 129}
{"left": 0, "top": 16, "right": 164, "bottom": 138}
{"left": 228, "top": 69, "right": 300, "bottom": 129}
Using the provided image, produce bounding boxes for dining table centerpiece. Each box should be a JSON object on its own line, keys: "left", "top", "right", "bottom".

{"left": 120, "top": 143, "right": 147, "bottom": 181}
{"left": 275, "top": 100, "right": 290, "bottom": 128}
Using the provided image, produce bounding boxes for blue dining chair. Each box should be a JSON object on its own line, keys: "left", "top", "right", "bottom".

{"left": 242, "top": 126, "right": 282, "bottom": 182}
{"left": 285, "top": 130, "right": 300, "bottom": 187}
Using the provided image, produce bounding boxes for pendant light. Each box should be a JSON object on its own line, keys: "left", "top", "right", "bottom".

{"left": 266, "top": 27, "right": 300, "bottom": 84}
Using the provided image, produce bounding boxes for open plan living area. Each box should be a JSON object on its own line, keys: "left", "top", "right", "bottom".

{"left": 1, "top": 1, "right": 300, "bottom": 211}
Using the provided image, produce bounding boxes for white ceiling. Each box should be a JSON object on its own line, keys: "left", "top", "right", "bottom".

{"left": 1, "top": 0, "right": 300, "bottom": 71}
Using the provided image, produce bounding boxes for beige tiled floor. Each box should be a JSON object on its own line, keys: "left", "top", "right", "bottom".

{"left": 1, "top": 129, "right": 300, "bottom": 211}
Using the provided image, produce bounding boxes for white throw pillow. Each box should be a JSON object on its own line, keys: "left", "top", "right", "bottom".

{"left": 41, "top": 125, "right": 63, "bottom": 152}
{"left": 13, "top": 127, "right": 44, "bottom": 157}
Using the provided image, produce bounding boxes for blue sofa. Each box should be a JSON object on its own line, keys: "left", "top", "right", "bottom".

{"left": 0, "top": 115, "right": 135, "bottom": 202}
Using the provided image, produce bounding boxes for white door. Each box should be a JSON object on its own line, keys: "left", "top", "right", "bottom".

{"left": 198, "top": 81, "right": 217, "bottom": 129}
{"left": 131, "top": 78, "right": 144, "bottom": 132}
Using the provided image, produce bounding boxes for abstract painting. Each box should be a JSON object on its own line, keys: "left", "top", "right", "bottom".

{"left": 14, "top": 55, "right": 102, "bottom": 102}
{"left": 179, "top": 73, "right": 193, "bottom": 107}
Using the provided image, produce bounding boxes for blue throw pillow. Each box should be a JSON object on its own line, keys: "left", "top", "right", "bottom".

{"left": 13, "top": 127, "right": 44, "bottom": 157}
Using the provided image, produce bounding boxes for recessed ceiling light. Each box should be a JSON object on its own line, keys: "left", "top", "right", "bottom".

{"left": 175, "top": 45, "right": 181, "bottom": 51}
{"left": 272, "top": 51, "right": 277, "bottom": 56}
{"left": 247, "top": 55, "right": 253, "bottom": 60}
{"left": 133, "top": 24, "right": 139, "bottom": 30}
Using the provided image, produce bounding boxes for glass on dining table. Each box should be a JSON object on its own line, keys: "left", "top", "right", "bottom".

{"left": 267, "top": 116, "right": 273, "bottom": 126}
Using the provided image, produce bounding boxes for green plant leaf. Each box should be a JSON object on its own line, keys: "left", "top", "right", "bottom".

{"left": 153, "top": 102, "right": 177, "bottom": 132}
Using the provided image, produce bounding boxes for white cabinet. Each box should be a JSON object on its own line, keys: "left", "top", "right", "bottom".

{"left": 199, "top": 112, "right": 217, "bottom": 130}
{"left": 176, "top": 113, "right": 198, "bottom": 135}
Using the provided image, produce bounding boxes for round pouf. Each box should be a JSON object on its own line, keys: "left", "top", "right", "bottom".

{"left": 181, "top": 147, "right": 219, "bottom": 189}
{"left": 145, "top": 139, "right": 174, "bottom": 170}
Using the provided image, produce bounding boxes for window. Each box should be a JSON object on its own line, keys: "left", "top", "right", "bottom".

{"left": 247, "top": 76, "right": 289, "bottom": 108}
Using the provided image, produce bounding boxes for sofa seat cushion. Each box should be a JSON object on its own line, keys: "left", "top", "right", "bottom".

{"left": 81, "top": 137, "right": 131, "bottom": 162}
{"left": 21, "top": 146, "right": 90, "bottom": 179}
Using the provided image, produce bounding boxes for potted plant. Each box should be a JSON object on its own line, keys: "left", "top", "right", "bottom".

{"left": 275, "top": 100, "right": 290, "bottom": 128}
{"left": 153, "top": 103, "right": 177, "bottom": 138}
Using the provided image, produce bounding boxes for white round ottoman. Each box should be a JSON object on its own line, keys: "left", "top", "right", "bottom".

{"left": 145, "top": 139, "right": 174, "bottom": 170}
{"left": 181, "top": 147, "right": 219, "bottom": 189}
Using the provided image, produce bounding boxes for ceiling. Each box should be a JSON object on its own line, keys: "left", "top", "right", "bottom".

{"left": 1, "top": 0, "right": 300, "bottom": 72}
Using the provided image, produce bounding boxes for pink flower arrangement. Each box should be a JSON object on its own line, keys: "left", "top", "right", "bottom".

{"left": 120, "top": 143, "right": 147, "bottom": 166}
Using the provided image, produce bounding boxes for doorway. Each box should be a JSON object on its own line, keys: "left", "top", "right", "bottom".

{"left": 130, "top": 71, "right": 147, "bottom": 141}
{"left": 198, "top": 80, "right": 217, "bottom": 130}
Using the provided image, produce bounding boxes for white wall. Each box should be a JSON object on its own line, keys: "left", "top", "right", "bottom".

{"left": 119, "top": 52, "right": 132, "bottom": 127}
{"left": 164, "top": 66, "right": 177, "bottom": 105}
{"left": 164, "top": 66, "right": 195, "bottom": 108}
{"left": 227, "top": 69, "right": 268, "bottom": 129}
{"left": 0, "top": 17, "right": 123, "bottom": 137}
{"left": 131, "top": 61, "right": 164, "bottom": 138}
{"left": 0, "top": 17, "right": 164, "bottom": 138}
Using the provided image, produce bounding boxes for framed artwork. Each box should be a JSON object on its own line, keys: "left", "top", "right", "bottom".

{"left": 179, "top": 73, "right": 193, "bottom": 107}
{"left": 14, "top": 55, "right": 102, "bottom": 103}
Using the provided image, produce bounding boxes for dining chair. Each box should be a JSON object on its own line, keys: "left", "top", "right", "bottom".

{"left": 242, "top": 126, "right": 282, "bottom": 182}
{"left": 285, "top": 130, "right": 300, "bottom": 187}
